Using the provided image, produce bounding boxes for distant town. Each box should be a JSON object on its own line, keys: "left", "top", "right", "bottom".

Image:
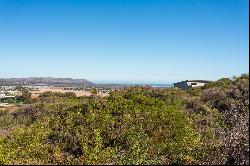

{"left": 0, "top": 84, "right": 111, "bottom": 108}
{"left": 0, "top": 77, "right": 212, "bottom": 109}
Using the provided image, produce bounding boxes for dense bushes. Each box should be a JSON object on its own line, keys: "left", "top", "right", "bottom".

{"left": 0, "top": 74, "right": 249, "bottom": 165}
{"left": 183, "top": 74, "right": 249, "bottom": 165}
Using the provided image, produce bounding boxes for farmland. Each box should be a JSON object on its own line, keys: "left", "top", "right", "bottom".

{"left": 30, "top": 87, "right": 109, "bottom": 98}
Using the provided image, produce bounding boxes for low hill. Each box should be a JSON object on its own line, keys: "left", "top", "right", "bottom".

{"left": 0, "top": 77, "right": 95, "bottom": 87}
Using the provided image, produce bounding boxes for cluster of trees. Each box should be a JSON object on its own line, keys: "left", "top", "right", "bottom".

{"left": 0, "top": 74, "right": 248, "bottom": 165}
{"left": 0, "top": 90, "right": 31, "bottom": 105}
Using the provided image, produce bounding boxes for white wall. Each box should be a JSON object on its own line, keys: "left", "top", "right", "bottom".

{"left": 187, "top": 82, "right": 206, "bottom": 88}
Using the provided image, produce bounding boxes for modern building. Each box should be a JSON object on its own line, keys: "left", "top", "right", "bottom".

{"left": 174, "top": 80, "right": 212, "bottom": 90}
{"left": 0, "top": 93, "right": 16, "bottom": 99}
{"left": 0, "top": 93, "right": 5, "bottom": 98}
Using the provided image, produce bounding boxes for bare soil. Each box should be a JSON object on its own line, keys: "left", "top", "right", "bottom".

{"left": 31, "top": 87, "right": 109, "bottom": 98}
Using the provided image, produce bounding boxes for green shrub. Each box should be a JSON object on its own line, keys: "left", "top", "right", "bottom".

{"left": 0, "top": 74, "right": 248, "bottom": 165}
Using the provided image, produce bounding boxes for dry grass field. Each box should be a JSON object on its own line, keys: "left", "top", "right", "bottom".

{"left": 31, "top": 87, "right": 109, "bottom": 98}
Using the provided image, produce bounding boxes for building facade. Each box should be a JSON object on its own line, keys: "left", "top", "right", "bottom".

{"left": 174, "top": 80, "right": 211, "bottom": 90}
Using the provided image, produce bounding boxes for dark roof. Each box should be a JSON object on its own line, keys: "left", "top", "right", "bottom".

{"left": 186, "top": 80, "right": 212, "bottom": 83}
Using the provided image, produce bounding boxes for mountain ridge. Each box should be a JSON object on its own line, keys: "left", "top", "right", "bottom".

{"left": 0, "top": 77, "right": 94, "bottom": 87}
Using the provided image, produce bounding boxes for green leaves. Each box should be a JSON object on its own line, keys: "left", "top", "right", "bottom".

{"left": 0, "top": 74, "right": 248, "bottom": 165}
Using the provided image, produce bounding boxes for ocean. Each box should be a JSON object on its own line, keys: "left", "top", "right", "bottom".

{"left": 125, "top": 84, "right": 173, "bottom": 88}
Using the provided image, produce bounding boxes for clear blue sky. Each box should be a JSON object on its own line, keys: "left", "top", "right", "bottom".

{"left": 0, "top": 0, "right": 249, "bottom": 83}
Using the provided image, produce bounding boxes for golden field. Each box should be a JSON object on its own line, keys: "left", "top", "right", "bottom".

{"left": 30, "top": 87, "right": 109, "bottom": 98}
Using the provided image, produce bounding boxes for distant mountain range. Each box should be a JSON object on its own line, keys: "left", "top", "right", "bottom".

{"left": 0, "top": 77, "right": 95, "bottom": 87}
{"left": 0, "top": 77, "right": 173, "bottom": 89}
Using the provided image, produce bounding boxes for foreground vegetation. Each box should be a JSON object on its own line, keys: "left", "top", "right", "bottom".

{"left": 0, "top": 74, "right": 249, "bottom": 165}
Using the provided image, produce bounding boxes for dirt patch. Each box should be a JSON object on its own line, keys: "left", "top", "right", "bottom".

{"left": 31, "top": 88, "right": 109, "bottom": 98}
{"left": 0, "top": 128, "right": 13, "bottom": 137}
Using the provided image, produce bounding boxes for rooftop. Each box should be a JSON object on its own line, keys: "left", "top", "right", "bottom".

{"left": 186, "top": 80, "right": 212, "bottom": 83}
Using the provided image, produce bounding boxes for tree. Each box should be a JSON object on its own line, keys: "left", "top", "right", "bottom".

{"left": 21, "top": 90, "right": 32, "bottom": 103}
{"left": 65, "top": 92, "right": 76, "bottom": 98}
{"left": 90, "top": 88, "right": 98, "bottom": 95}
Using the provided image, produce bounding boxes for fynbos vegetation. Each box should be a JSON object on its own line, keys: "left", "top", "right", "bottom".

{"left": 0, "top": 74, "right": 248, "bottom": 165}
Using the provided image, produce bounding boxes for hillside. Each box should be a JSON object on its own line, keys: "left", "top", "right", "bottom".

{"left": 0, "top": 74, "right": 248, "bottom": 165}
{"left": 0, "top": 77, "right": 94, "bottom": 87}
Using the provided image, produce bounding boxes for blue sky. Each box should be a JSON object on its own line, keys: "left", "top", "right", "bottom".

{"left": 0, "top": 0, "right": 249, "bottom": 83}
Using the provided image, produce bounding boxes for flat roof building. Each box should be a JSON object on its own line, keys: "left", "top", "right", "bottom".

{"left": 174, "top": 80, "right": 211, "bottom": 90}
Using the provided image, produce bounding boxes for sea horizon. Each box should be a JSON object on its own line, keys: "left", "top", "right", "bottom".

{"left": 93, "top": 81, "right": 174, "bottom": 86}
